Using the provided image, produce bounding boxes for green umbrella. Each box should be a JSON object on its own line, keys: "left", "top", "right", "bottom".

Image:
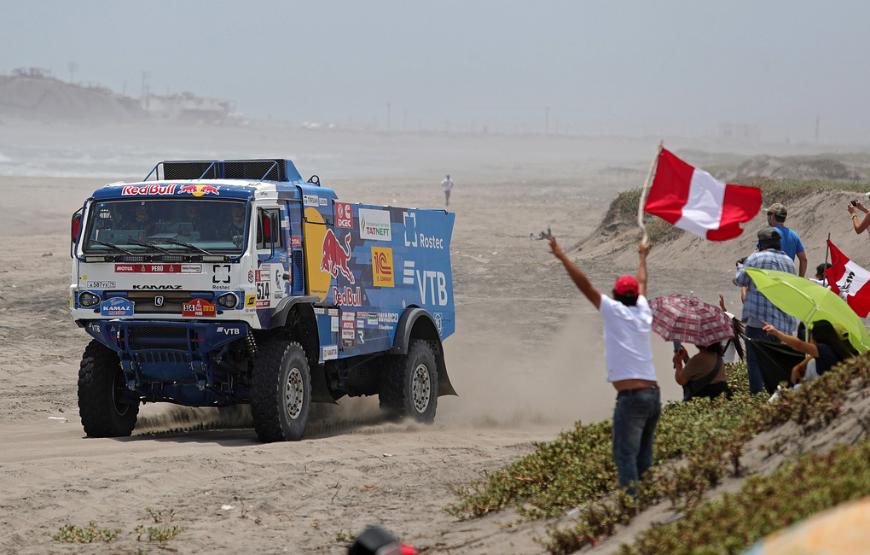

{"left": 746, "top": 267, "right": 870, "bottom": 353}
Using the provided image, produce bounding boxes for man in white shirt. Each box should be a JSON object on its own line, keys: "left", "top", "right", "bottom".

{"left": 549, "top": 236, "right": 659, "bottom": 493}
{"left": 441, "top": 174, "right": 454, "bottom": 207}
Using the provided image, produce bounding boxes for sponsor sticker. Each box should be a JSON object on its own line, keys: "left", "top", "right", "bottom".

{"left": 256, "top": 264, "right": 271, "bottom": 308}
{"left": 330, "top": 317, "right": 339, "bottom": 333}
{"left": 313, "top": 307, "right": 326, "bottom": 315}
{"left": 332, "top": 286, "right": 362, "bottom": 306}
{"left": 327, "top": 308, "right": 339, "bottom": 316}
{"left": 341, "top": 311, "right": 355, "bottom": 322}
{"left": 403, "top": 211, "right": 417, "bottom": 247}
{"left": 115, "top": 264, "right": 200, "bottom": 273}
{"left": 86, "top": 280, "right": 116, "bottom": 289}
{"left": 178, "top": 184, "right": 220, "bottom": 197}
{"left": 322, "top": 345, "right": 338, "bottom": 361}
{"left": 121, "top": 184, "right": 177, "bottom": 196}
{"left": 181, "top": 298, "right": 216, "bottom": 317}
{"left": 245, "top": 294, "right": 256, "bottom": 308}
{"left": 433, "top": 312, "right": 444, "bottom": 335}
{"left": 358, "top": 208, "right": 392, "bottom": 241}
{"left": 417, "top": 233, "right": 445, "bottom": 249}
{"left": 248, "top": 269, "right": 255, "bottom": 283}
{"left": 402, "top": 259, "right": 415, "bottom": 285}
{"left": 100, "top": 297, "right": 134, "bottom": 317}
{"left": 303, "top": 194, "right": 319, "bottom": 207}
{"left": 321, "top": 229, "right": 355, "bottom": 284}
{"left": 291, "top": 235, "right": 302, "bottom": 248}
{"left": 367, "top": 313, "right": 379, "bottom": 326}
{"left": 335, "top": 202, "right": 353, "bottom": 228}
{"left": 318, "top": 197, "right": 327, "bottom": 207}
{"left": 372, "top": 246, "right": 394, "bottom": 287}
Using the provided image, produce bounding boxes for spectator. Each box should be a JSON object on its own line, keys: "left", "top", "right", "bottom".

{"left": 765, "top": 203, "right": 808, "bottom": 277}
{"left": 846, "top": 198, "right": 870, "bottom": 235}
{"left": 673, "top": 342, "right": 730, "bottom": 400}
{"left": 761, "top": 320, "right": 856, "bottom": 385}
{"left": 809, "top": 262, "right": 832, "bottom": 287}
{"left": 441, "top": 174, "right": 454, "bottom": 207}
{"left": 549, "top": 235, "right": 659, "bottom": 494}
{"left": 735, "top": 227, "right": 797, "bottom": 394}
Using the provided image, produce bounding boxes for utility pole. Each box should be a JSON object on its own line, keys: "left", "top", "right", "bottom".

{"left": 140, "top": 71, "right": 151, "bottom": 109}
{"left": 386, "top": 102, "right": 391, "bottom": 131}
{"left": 67, "top": 62, "right": 78, "bottom": 83}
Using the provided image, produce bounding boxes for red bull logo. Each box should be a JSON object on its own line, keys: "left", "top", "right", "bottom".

{"left": 321, "top": 229, "right": 355, "bottom": 284}
{"left": 178, "top": 184, "right": 220, "bottom": 197}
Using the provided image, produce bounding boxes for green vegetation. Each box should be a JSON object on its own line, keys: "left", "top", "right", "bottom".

{"left": 52, "top": 522, "right": 122, "bottom": 544}
{"left": 621, "top": 440, "right": 870, "bottom": 555}
{"left": 450, "top": 355, "right": 870, "bottom": 554}
{"left": 606, "top": 178, "right": 870, "bottom": 245}
{"left": 448, "top": 367, "right": 759, "bottom": 519}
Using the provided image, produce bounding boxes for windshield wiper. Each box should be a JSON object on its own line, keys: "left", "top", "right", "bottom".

{"left": 88, "top": 239, "right": 135, "bottom": 255}
{"left": 128, "top": 239, "right": 175, "bottom": 255}
{"left": 154, "top": 238, "right": 214, "bottom": 255}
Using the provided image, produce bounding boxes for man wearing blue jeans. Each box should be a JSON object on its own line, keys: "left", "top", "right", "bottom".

{"left": 549, "top": 236, "right": 660, "bottom": 493}
{"left": 735, "top": 227, "right": 797, "bottom": 394}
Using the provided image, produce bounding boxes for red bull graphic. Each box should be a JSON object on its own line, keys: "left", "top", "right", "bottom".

{"left": 121, "top": 184, "right": 177, "bottom": 196}
{"left": 321, "top": 229, "right": 355, "bottom": 284}
{"left": 178, "top": 184, "right": 220, "bottom": 197}
{"left": 332, "top": 286, "right": 362, "bottom": 306}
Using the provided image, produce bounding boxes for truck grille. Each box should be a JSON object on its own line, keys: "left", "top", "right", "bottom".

{"left": 120, "top": 291, "right": 209, "bottom": 314}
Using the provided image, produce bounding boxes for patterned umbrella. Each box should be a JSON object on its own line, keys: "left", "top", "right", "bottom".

{"left": 650, "top": 294, "right": 734, "bottom": 345}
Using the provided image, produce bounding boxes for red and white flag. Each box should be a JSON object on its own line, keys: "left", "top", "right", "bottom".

{"left": 825, "top": 240, "right": 870, "bottom": 317}
{"left": 643, "top": 148, "right": 762, "bottom": 241}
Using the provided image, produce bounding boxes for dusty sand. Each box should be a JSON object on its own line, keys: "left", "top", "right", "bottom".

{"left": 1, "top": 143, "right": 865, "bottom": 553}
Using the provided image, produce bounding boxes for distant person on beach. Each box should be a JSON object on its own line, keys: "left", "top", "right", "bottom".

{"left": 846, "top": 197, "right": 870, "bottom": 235}
{"left": 441, "top": 174, "right": 454, "bottom": 207}
{"left": 734, "top": 227, "right": 797, "bottom": 394}
{"left": 673, "top": 342, "right": 730, "bottom": 401}
{"left": 761, "top": 320, "right": 856, "bottom": 385}
{"left": 549, "top": 235, "right": 659, "bottom": 494}
{"left": 765, "top": 203, "right": 807, "bottom": 277}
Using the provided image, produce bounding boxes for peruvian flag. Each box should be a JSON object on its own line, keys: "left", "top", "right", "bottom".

{"left": 825, "top": 240, "right": 870, "bottom": 317}
{"left": 644, "top": 148, "right": 762, "bottom": 241}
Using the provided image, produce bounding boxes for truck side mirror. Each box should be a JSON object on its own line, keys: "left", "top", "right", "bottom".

{"left": 71, "top": 210, "right": 83, "bottom": 243}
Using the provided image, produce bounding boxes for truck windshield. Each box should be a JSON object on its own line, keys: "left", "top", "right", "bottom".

{"left": 82, "top": 199, "right": 247, "bottom": 255}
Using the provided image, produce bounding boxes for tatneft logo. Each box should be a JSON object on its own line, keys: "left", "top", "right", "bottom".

{"left": 359, "top": 208, "right": 392, "bottom": 241}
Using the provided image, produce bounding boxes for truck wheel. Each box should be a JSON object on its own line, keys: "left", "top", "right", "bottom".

{"left": 78, "top": 340, "right": 139, "bottom": 437}
{"left": 250, "top": 339, "right": 311, "bottom": 442}
{"left": 380, "top": 340, "right": 439, "bottom": 423}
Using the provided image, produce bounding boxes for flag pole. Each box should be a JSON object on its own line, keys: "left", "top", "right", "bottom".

{"left": 637, "top": 141, "right": 663, "bottom": 246}
{"left": 823, "top": 232, "right": 831, "bottom": 286}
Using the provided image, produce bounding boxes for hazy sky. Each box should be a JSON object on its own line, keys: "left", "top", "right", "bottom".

{"left": 3, "top": 1, "right": 869, "bottom": 142}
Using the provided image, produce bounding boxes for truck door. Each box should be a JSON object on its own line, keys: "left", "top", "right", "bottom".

{"left": 254, "top": 206, "right": 288, "bottom": 314}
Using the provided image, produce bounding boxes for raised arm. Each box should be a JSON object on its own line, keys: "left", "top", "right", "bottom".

{"left": 549, "top": 236, "right": 601, "bottom": 310}
{"left": 637, "top": 240, "right": 650, "bottom": 297}
{"left": 848, "top": 202, "right": 870, "bottom": 234}
{"left": 762, "top": 322, "right": 819, "bottom": 358}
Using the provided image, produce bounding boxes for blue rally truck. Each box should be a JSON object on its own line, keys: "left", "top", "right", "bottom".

{"left": 69, "top": 159, "right": 456, "bottom": 441}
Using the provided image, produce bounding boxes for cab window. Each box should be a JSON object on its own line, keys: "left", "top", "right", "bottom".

{"left": 256, "top": 208, "right": 282, "bottom": 250}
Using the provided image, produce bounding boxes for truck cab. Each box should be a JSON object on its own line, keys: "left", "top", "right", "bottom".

{"left": 70, "top": 159, "right": 456, "bottom": 441}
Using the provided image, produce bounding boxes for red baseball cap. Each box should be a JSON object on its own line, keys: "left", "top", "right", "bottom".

{"left": 613, "top": 274, "right": 639, "bottom": 296}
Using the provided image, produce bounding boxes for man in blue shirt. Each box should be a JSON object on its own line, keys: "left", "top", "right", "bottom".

{"left": 766, "top": 202, "right": 807, "bottom": 277}
{"left": 735, "top": 227, "right": 797, "bottom": 394}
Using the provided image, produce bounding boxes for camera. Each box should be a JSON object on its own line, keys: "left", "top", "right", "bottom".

{"left": 851, "top": 200, "right": 858, "bottom": 207}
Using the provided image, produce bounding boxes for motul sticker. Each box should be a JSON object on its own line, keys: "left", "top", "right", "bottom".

{"left": 181, "top": 298, "right": 216, "bottom": 317}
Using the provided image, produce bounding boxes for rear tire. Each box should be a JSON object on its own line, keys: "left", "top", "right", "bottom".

{"left": 250, "top": 338, "right": 312, "bottom": 442}
{"left": 379, "top": 340, "right": 439, "bottom": 422}
{"left": 78, "top": 340, "right": 139, "bottom": 437}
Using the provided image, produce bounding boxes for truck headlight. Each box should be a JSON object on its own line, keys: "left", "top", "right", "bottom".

{"left": 78, "top": 292, "right": 100, "bottom": 307}
{"left": 217, "top": 293, "right": 239, "bottom": 309}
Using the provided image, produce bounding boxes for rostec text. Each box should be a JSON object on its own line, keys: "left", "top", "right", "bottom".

{"left": 417, "top": 233, "right": 444, "bottom": 249}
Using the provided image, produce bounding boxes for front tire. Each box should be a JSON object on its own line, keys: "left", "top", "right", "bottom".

{"left": 78, "top": 340, "right": 139, "bottom": 437}
{"left": 250, "top": 338, "right": 312, "bottom": 442}
{"left": 380, "top": 340, "right": 439, "bottom": 422}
